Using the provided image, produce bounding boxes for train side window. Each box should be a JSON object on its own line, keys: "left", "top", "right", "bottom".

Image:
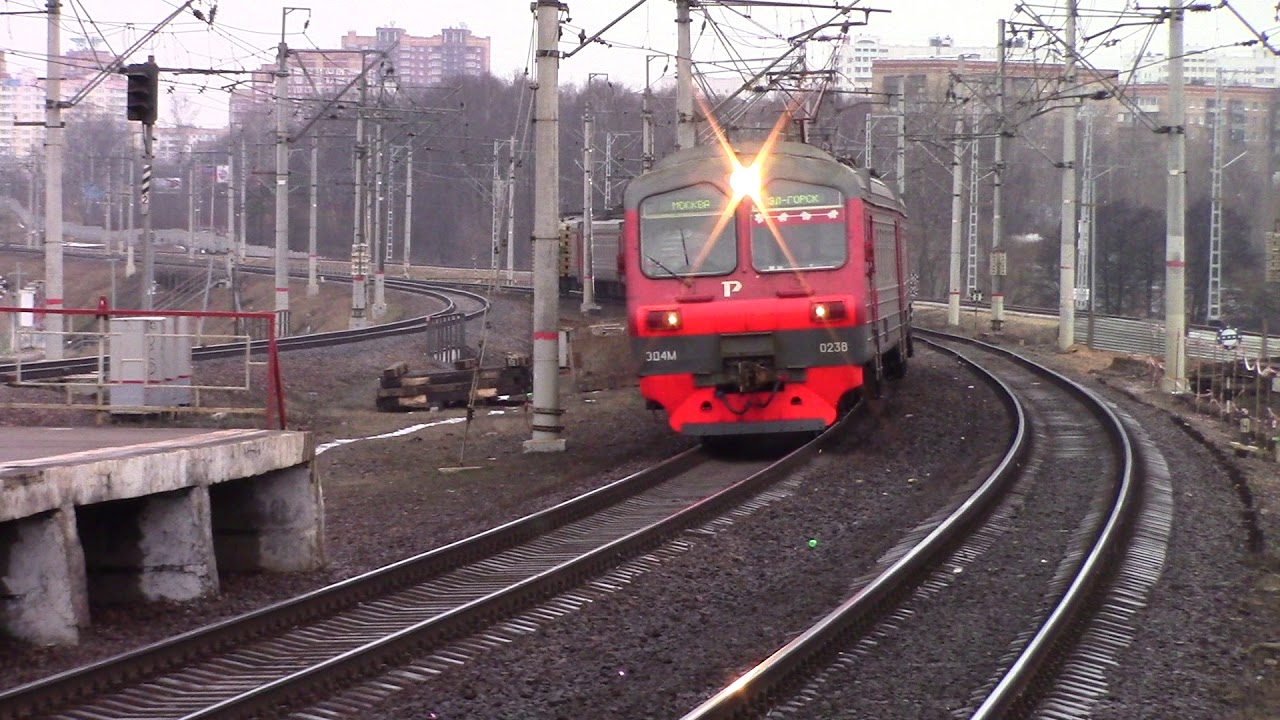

{"left": 750, "top": 180, "right": 846, "bottom": 273}
{"left": 638, "top": 183, "right": 737, "bottom": 278}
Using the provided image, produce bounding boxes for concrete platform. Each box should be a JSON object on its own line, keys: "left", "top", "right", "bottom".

{"left": 0, "top": 427, "right": 214, "bottom": 466}
{"left": 0, "top": 427, "right": 324, "bottom": 646}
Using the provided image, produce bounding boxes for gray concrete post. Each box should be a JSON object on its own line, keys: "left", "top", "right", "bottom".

{"left": 1163, "top": 0, "right": 1189, "bottom": 392}
{"left": 210, "top": 464, "right": 324, "bottom": 572}
{"left": 1058, "top": 0, "right": 1079, "bottom": 350}
{"left": 525, "top": 0, "right": 566, "bottom": 453}
{"left": 0, "top": 508, "right": 87, "bottom": 645}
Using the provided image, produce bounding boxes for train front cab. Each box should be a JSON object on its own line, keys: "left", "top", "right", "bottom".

{"left": 624, "top": 142, "right": 910, "bottom": 437}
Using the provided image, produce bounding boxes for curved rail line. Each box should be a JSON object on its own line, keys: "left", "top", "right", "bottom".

{"left": 679, "top": 329, "right": 1142, "bottom": 720}
{"left": 0, "top": 409, "right": 872, "bottom": 720}
{"left": 0, "top": 267, "right": 491, "bottom": 381}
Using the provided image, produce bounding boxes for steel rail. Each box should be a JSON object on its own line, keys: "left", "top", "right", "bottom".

{"left": 961, "top": 330, "right": 1140, "bottom": 719}
{"left": 174, "top": 416, "right": 858, "bottom": 720}
{"left": 680, "top": 328, "right": 1139, "bottom": 720}
{"left": 0, "top": 270, "right": 487, "bottom": 380}
{"left": 1, "top": 410, "right": 859, "bottom": 720}
{"left": 678, "top": 331, "right": 1032, "bottom": 720}
{"left": 0, "top": 448, "right": 704, "bottom": 720}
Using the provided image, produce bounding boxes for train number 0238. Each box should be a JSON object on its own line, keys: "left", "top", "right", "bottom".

{"left": 818, "top": 341, "right": 849, "bottom": 353}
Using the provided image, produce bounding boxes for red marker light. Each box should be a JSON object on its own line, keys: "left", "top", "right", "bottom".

{"left": 810, "top": 300, "right": 847, "bottom": 323}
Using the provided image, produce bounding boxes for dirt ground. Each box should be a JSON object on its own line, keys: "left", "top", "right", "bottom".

{"left": 1, "top": 270, "right": 1277, "bottom": 714}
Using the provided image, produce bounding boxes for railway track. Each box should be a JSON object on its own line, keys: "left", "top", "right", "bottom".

{"left": 0, "top": 262, "right": 491, "bottom": 380}
{"left": 679, "top": 329, "right": 1163, "bottom": 719}
{"left": 0, "top": 416, "right": 869, "bottom": 720}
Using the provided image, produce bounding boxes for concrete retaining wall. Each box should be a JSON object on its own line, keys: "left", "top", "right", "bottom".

{"left": 0, "top": 429, "right": 322, "bottom": 645}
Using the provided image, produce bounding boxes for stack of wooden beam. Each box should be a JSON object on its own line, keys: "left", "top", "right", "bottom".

{"left": 376, "top": 354, "right": 531, "bottom": 411}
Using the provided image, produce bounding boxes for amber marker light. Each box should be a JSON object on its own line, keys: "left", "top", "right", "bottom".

{"left": 646, "top": 309, "right": 683, "bottom": 331}
{"left": 810, "top": 300, "right": 847, "bottom": 323}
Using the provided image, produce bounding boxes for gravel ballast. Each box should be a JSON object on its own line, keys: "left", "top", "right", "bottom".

{"left": 0, "top": 286, "right": 1275, "bottom": 718}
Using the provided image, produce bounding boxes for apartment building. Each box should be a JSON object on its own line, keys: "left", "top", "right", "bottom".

{"left": 341, "top": 25, "right": 490, "bottom": 88}
{"left": 0, "top": 48, "right": 127, "bottom": 158}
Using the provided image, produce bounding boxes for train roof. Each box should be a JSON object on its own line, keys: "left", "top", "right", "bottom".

{"left": 627, "top": 139, "right": 905, "bottom": 215}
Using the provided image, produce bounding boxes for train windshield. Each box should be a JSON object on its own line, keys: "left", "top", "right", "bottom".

{"left": 750, "top": 180, "right": 846, "bottom": 273}
{"left": 638, "top": 184, "right": 737, "bottom": 278}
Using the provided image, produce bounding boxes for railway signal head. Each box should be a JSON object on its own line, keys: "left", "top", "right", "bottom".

{"left": 124, "top": 62, "right": 159, "bottom": 125}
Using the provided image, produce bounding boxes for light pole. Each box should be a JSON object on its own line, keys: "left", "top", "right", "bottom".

{"left": 275, "top": 6, "right": 310, "bottom": 337}
{"left": 642, "top": 55, "right": 665, "bottom": 171}
{"left": 581, "top": 73, "right": 609, "bottom": 314}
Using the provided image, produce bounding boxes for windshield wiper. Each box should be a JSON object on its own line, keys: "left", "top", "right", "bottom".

{"left": 645, "top": 253, "right": 683, "bottom": 279}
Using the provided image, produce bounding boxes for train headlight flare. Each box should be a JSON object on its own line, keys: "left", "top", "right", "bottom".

{"left": 729, "top": 162, "right": 763, "bottom": 204}
{"left": 810, "top": 300, "right": 847, "bottom": 323}
{"left": 646, "top": 309, "right": 683, "bottom": 331}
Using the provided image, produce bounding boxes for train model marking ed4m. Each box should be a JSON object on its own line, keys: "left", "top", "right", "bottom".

{"left": 621, "top": 131, "right": 912, "bottom": 439}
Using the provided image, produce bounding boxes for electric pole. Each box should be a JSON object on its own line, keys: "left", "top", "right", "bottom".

{"left": 581, "top": 105, "right": 599, "bottom": 313}
{"left": 372, "top": 120, "right": 387, "bottom": 318}
{"left": 1163, "top": 0, "right": 1188, "bottom": 392}
{"left": 123, "top": 59, "right": 159, "bottom": 310}
{"left": 1207, "top": 68, "right": 1224, "bottom": 322}
{"left": 1058, "top": 0, "right": 1079, "bottom": 350}
{"left": 675, "top": 0, "right": 695, "bottom": 150}
{"left": 307, "top": 133, "right": 319, "bottom": 296}
{"left": 141, "top": 125, "right": 153, "bottom": 309}
{"left": 604, "top": 132, "right": 615, "bottom": 209}
{"left": 642, "top": 68, "right": 655, "bottom": 171}
{"left": 187, "top": 158, "right": 195, "bottom": 254}
{"left": 965, "top": 112, "right": 980, "bottom": 301}
{"left": 238, "top": 134, "right": 247, "bottom": 262}
{"left": 505, "top": 136, "right": 517, "bottom": 282}
{"left": 491, "top": 138, "right": 503, "bottom": 278}
{"left": 350, "top": 78, "right": 369, "bottom": 329}
{"left": 895, "top": 91, "right": 906, "bottom": 198}
{"left": 991, "top": 19, "right": 1007, "bottom": 333}
{"left": 863, "top": 111, "right": 873, "bottom": 168}
{"left": 104, "top": 156, "right": 114, "bottom": 237}
{"left": 384, "top": 145, "right": 395, "bottom": 269}
{"left": 403, "top": 141, "right": 413, "bottom": 278}
{"left": 126, "top": 132, "right": 136, "bottom": 277}
{"left": 226, "top": 122, "right": 236, "bottom": 258}
{"left": 947, "top": 115, "right": 964, "bottom": 327}
{"left": 525, "top": 0, "right": 566, "bottom": 453}
{"left": 274, "top": 22, "right": 291, "bottom": 336}
{"left": 44, "top": 0, "right": 64, "bottom": 358}
{"left": 1077, "top": 111, "right": 1095, "bottom": 328}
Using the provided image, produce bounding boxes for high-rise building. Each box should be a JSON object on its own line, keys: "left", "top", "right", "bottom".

{"left": 229, "top": 49, "right": 367, "bottom": 121}
{"left": 341, "top": 25, "right": 490, "bottom": 88}
{"left": 836, "top": 34, "right": 1035, "bottom": 92}
{"left": 230, "top": 25, "right": 492, "bottom": 126}
{"left": 0, "top": 48, "right": 127, "bottom": 158}
{"left": 1127, "top": 46, "right": 1280, "bottom": 88}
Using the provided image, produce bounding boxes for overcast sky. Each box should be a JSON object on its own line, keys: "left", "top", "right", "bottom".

{"left": 2, "top": 0, "right": 1278, "bottom": 126}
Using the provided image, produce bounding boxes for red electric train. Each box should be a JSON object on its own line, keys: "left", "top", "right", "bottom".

{"left": 622, "top": 138, "right": 912, "bottom": 437}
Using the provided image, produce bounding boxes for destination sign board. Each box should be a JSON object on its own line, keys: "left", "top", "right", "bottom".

{"left": 761, "top": 181, "right": 841, "bottom": 210}
{"left": 641, "top": 183, "right": 728, "bottom": 218}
